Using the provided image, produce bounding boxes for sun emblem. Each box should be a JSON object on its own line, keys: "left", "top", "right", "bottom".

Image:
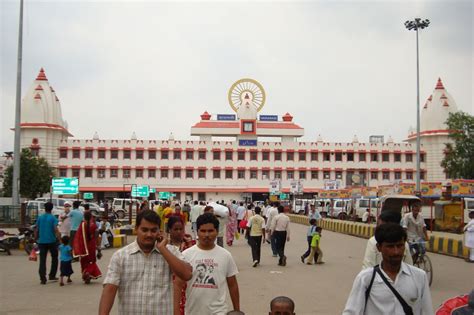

{"left": 228, "top": 78, "right": 266, "bottom": 113}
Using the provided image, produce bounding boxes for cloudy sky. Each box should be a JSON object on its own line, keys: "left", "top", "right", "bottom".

{"left": 1, "top": 0, "right": 472, "bottom": 153}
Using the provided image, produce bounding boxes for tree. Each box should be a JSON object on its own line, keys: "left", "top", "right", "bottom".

{"left": 441, "top": 111, "right": 474, "bottom": 179}
{"left": 2, "top": 148, "right": 55, "bottom": 199}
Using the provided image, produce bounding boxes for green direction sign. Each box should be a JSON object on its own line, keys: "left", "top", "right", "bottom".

{"left": 83, "top": 192, "right": 94, "bottom": 200}
{"left": 279, "top": 193, "right": 289, "bottom": 200}
{"left": 150, "top": 188, "right": 156, "bottom": 193}
{"left": 131, "top": 185, "right": 150, "bottom": 198}
{"left": 52, "top": 177, "right": 79, "bottom": 195}
{"left": 158, "top": 191, "right": 171, "bottom": 199}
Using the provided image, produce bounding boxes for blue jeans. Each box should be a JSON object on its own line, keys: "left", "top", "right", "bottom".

{"left": 270, "top": 234, "right": 277, "bottom": 255}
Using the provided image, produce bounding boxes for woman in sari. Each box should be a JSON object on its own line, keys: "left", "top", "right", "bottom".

{"left": 226, "top": 203, "right": 238, "bottom": 246}
{"left": 73, "top": 211, "right": 102, "bottom": 284}
{"left": 168, "top": 216, "right": 195, "bottom": 315}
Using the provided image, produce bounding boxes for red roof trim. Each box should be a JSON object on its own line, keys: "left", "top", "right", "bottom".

{"left": 192, "top": 122, "right": 240, "bottom": 128}
{"left": 256, "top": 122, "right": 302, "bottom": 129}
{"left": 407, "top": 129, "right": 455, "bottom": 139}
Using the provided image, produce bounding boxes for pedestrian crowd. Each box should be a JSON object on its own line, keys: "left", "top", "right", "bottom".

{"left": 33, "top": 198, "right": 474, "bottom": 314}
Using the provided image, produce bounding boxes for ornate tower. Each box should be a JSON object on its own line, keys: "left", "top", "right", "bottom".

{"left": 19, "top": 68, "right": 72, "bottom": 168}
{"left": 407, "top": 78, "right": 458, "bottom": 181}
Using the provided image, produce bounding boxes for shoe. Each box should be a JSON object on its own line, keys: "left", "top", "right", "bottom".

{"left": 316, "top": 261, "right": 325, "bottom": 264}
{"left": 282, "top": 256, "right": 287, "bottom": 266}
{"left": 300, "top": 255, "right": 305, "bottom": 263}
{"left": 272, "top": 254, "right": 278, "bottom": 257}
{"left": 49, "top": 277, "right": 59, "bottom": 281}
{"left": 59, "top": 282, "right": 64, "bottom": 287}
{"left": 253, "top": 260, "right": 258, "bottom": 267}
{"left": 67, "top": 278, "right": 72, "bottom": 283}
{"left": 40, "top": 279, "right": 47, "bottom": 285}
{"left": 306, "top": 262, "right": 313, "bottom": 265}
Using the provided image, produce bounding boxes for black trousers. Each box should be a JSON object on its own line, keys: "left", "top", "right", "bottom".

{"left": 302, "top": 235, "right": 312, "bottom": 258}
{"left": 249, "top": 235, "right": 262, "bottom": 263}
{"left": 38, "top": 242, "right": 58, "bottom": 281}
{"left": 273, "top": 231, "right": 287, "bottom": 263}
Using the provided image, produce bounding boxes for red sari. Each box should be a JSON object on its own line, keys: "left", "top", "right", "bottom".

{"left": 73, "top": 219, "right": 102, "bottom": 282}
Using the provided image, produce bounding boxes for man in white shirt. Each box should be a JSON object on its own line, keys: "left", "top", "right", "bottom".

{"left": 270, "top": 205, "right": 290, "bottom": 266}
{"left": 58, "top": 201, "right": 72, "bottom": 237}
{"left": 266, "top": 202, "right": 279, "bottom": 254}
{"left": 362, "top": 211, "right": 413, "bottom": 269}
{"left": 402, "top": 202, "right": 429, "bottom": 263}
{"left": 343, "top": 223, "right": 433, "bottom": 315}
{"left": 236, "top": 202, "right": 246, "bottom": 233}
{"left": 190, "top": 201, "right": 202, "bottom": 239}
{"left": 175, "top": 212, "right": 240, "bottom": 314}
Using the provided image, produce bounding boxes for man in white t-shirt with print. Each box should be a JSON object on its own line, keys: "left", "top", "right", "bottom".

{"left": 175, "top": 212, "right": 240, "bottom": 314}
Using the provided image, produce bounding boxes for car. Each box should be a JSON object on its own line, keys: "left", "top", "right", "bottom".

{"left": 25, "top": 200, "right": 45, "bottom": 224}
{"left": 86, "top": 202, "right": 105, "bottom": 217}
{"left": 35, "top": 197, "right": 74, "bottom": 217}
{"left": 112, "top": 198, "right": 140, "bottom": 219}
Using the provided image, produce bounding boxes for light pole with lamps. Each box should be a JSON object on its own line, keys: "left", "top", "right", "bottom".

{"left": 404, "top": 18, "right": 430, "bottom": 195}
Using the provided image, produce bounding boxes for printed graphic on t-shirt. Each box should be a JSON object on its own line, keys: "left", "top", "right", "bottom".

{"left": 193, "top": 259, "right": 218, "bottom": 289}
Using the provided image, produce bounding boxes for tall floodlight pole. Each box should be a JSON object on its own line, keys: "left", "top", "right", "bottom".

{"left": 404, "top": 18, "right": 430, "bottom": 195}
{"left": 12, "top": 0, "right": 24, "bottom": 206}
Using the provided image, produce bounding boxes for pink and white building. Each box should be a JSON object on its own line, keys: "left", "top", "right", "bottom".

{"left": 17, "top": 69, "right": 459, "bottom": 201}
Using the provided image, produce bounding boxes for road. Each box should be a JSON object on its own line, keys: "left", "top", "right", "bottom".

{"left": 1, "top": 221, "right": 472, "bottom": 314}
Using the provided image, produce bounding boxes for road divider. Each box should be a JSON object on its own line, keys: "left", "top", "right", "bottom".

{"left": 287, "top": 214, "right": 469, "bottom": 260}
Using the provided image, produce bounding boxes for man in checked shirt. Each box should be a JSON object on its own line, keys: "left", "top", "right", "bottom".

{"left": 99, "top": 210, "right": 192, "bottom": 315}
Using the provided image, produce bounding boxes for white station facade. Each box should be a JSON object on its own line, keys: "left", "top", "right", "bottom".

{"left": 18, "top": 69, "right": 460, "bottom": 201}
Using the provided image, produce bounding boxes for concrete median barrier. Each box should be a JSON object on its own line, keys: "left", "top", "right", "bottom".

{"left": 287, "top": 214, "right": 468, "bottom": 260}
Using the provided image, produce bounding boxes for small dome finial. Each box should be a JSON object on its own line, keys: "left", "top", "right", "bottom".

{"left": 168, "top": 132, "right": 175, "bottom": 141}
{"left": 36, "top": 68, "right": 48, "bottom": 81}
{"left": 131, "top": 132, "right": 137, "bottom": 140}
{"left": 435, "top": 77, "right": 445, "bottom": 90}
{"left": 93, "top": 132, "right": 99, "bottom": 140}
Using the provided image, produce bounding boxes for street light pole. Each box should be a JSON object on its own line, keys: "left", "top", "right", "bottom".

{"left": 405, "top": 18, "right": 430, "bottom": 194}
{"left": 12, "top": 0, "right": 24, "bottom": 206}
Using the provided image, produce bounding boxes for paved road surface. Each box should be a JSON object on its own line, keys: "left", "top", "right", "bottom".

{"left": 1, "top": 221, "right": 472, "bottom": 314}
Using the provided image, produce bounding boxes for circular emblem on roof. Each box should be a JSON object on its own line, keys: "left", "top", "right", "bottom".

{"left": 228, "top": 78, "right": 266, "bottom": 113}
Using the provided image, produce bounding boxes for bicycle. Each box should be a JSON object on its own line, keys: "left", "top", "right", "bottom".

{"left": 409, "top": 241, "right": 433, "bottom": 286}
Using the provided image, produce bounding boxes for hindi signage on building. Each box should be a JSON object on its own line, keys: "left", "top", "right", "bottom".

{"left": 259, "top": 115, "right": 278, "bottom": 121}
{"left": 269, "top": 179, "right": 281, "bottom": 194}
{"left": 217, "top": 114, "right": 236, "bottom": 121}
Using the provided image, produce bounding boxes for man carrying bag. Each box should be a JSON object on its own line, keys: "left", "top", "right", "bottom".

{"left": 343, "top": 223, "right": 433, "bottom": 315}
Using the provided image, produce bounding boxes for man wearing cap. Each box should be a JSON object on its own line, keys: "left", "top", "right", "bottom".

{"left": 59, "top": 201, "right": 72, "bottom": 237}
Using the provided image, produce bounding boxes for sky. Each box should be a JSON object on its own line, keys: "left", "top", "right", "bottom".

{"left": 1, "top": 0, "right": 472, "bottom": 153}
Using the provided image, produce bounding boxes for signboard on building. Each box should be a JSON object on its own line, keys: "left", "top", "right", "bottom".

{"left": 290, "top": 180, "right": 303, "bottom": 194}
{"left": 150, "top": 188, "right": 156, "bottom": 193}
{"left": 239, "top": 139, "right": 257, "bottom": 146}
{"left": 269, "top": 179, "right": 281, "bottom": 194}
{"left": 158, "top": 191, "right": 170, "bottom": 199}
{"left": 131, "top": 185, "right": 150, "bottom": 198}
{"left": 83, "top": 192, "right": 94, "bottom": 200}
{"left": 259, "top": 115, "right": 278, "bottom": 121}
{"left": 217, "top": 114, "right": 236, "bottom": 121}
{"left": 323, "top": 180, "right": 341, "bottom": 190}
{"left": 279, "top": 193, "right": 289, "bottom": 199}
{"left": 420, "top": 182, "right": 442, "bottom": 197}
{"left": 52, "top": 177, "right": 79, "bottom": 195}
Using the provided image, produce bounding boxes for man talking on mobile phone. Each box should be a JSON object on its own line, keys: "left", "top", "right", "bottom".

{"left": 99, "top": 210, "right": 192, "bottom": 315}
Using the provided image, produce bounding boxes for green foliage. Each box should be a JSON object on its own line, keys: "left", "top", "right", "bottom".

{"left": 2, "top": 148, "right": 55, "bottom": 199}
{"left": 441, "top": 111, "right": 474, "bottom": 179}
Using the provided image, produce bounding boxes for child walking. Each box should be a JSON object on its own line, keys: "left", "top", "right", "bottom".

{"left": 59, "top": 235, "right": 73, "bottom": 286}
{"left": 307, "top": 227, "right": 324, "bottom": 265}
